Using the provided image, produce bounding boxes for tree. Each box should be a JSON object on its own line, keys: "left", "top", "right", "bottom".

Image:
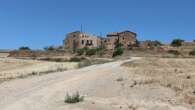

{"left": 44, "top": 46, "right": 55, "bottom": 51}
{"left": 153, "top": 40, "right": 162, "bottom": 47}
{"left": 171, "top": 39, "right": 184, "bottom": 47}
{"left": 19, "top": 46, "right": 31, "bottom": 51}
{"left": 112, "top": 47, "right": 123, "bottom": 57}
{"left": 112, "top": 42, "right": 124, "bottom": 57}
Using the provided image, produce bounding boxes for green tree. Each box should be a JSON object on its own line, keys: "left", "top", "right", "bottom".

{"left": 44, "top": 46, "right": 55, "bottom": 51}
{"left": 112, "top": 42, "right": 124, "bottom": 57}
{"left": 19, "top": 46, "right": 31, "bottom": 51}
{"left": 171, "top": 39, "right": 184, "bottom": 47}
{"left": 153, "top": 40, "right": 162, "bottom": 47}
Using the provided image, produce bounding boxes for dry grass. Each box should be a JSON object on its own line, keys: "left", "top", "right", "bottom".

{"left": 122, "top": 57, "right": 195, "bottom": 106}
{"left": 0, "top": 58, "right": 78, "bottom": 82}
{"left": 0, "top": 53, "right": 9, "bottom": 58}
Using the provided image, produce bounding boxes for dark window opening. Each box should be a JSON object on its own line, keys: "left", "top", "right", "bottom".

{"left": 81, "top": 40, "right": 84, "bottom": 45}
{"left": 86, "top": 40, "right": 93, "bottom": 46}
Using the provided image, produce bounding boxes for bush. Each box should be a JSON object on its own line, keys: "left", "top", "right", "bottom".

{"left": 189, "top": 49, "right": 195, "bottom": 56}
{"left": 77, "top": 48, "right": 104, "bottom": 56}
{"left": 69, "top": 57, "right": 86, "bottom": 62}
{"left": 86, "top": 49, "right": 97, "bottom": 56}
{"left": 112, "top": 47, "right": 124, "bottom": 57}
{"left": 19, "top": 46, "right": 31, "bottom": 51}
{"left": 44, "top": 46, "right": 55, "bottom": 51}
{"left": 112, "top": 42, "right": 124, "bottom": 57}
{"left": 77, "top": 49, "right": 85, "bottom": 56}
{"left": 64, "top": 92, "right": 84, "bottom": 104}
{"left": 116, "top": 77, "right": 124, "bottom": 82}
{"left": 171, "top": 39, "right": 184, "bottom": 47}
{"left": 153, "top": 40, "right": 162, "bottom": 47}
{"left": 115, "top": 43, "right": 123, "bottom": 48}
{"left": 168, "top": 50, "right": 181, "bottom": 56}
{"left": 78, "top": 60, "right": 92, "bottom": 68}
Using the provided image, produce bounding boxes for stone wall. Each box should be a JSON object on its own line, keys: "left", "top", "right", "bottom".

{"left": 64, "top": 31, "right": 101, "bottom": 51}
{"left": 64, "top": 30, "right": 137, "bottom": 50}
{"left": 105, "top": 31, "right": 137, "bottom": 50}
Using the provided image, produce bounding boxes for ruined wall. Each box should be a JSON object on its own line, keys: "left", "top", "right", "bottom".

{"left": 64, "top": 31, "right": 101, "bottom": 50}
{"left": 118, "top": 31, "right": 137, "bottom": 49}
{"left": 64, "top": 32, "right": 81, "bottom": 51}
{"left": 64, "top": 30, "right": 137, "bottom": 50}
{"left": 105, "top": 36, "right": 118, "bottom": 50}
{"left": 105, "top": 31, "right": 137, "bottom": 50}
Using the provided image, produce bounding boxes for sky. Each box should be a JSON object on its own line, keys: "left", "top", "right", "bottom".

{"left": 0, "top": 0, "right": 195, "bottom": 49}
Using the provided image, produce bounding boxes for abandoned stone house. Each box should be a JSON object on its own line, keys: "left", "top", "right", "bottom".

{"left": 104, "top": 31, "right": 137, "bottom": 49}
{"left": 64, "top": 30, "right": 137, "bottom": 50}
{"left": 64, "top": 31, "right": 101, "bottom": 51}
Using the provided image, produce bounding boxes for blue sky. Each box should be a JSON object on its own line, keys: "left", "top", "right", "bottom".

{"left": 0, "top": 0, "right": 195, "bottom": 49}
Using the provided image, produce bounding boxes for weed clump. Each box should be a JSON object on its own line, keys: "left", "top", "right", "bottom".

{"left": 189, "top": 49, "right": 195, "bottom": 56}
{"left": 64, "top": 92, "right": 84, "bottom": 104}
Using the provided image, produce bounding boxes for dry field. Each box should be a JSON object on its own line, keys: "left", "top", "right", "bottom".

{"left": 0, "top": 52, "right": 9, "bottom": 58}
{"left": 0, "top": 58, "right": 78, "bottom": 82}
{"left": 0, "top": 57, "right": 195, "bottom": 110}
{"left": 122, "top": 58, "right": 195, "bottom": 109}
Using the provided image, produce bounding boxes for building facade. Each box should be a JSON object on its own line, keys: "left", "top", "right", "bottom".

{"left": 105, "top": 31, "right": 137, "bottom": 50}
{"left": 64, "top": 30, "right": 137, "bottom": 50}
{"left": 64, "top": 31, "right": 101, "bottom": 51}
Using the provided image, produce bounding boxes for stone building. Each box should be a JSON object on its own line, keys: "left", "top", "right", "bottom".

{"left": 64, "top": 31, "right": 101, "bottom": 51}
{"left": 105, "top": 31, "right": 137, "bottom": 50}
{"left": 64, "top": 30, "right": 137, "bottom": 51}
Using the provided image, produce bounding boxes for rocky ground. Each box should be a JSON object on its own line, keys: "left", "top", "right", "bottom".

{"left": 0, "top": 57, "right": 194, "bottom": 110}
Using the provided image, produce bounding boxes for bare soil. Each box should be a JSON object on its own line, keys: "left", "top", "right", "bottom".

{"left": 0, "top": 57, "right": 194, "bottom": 110}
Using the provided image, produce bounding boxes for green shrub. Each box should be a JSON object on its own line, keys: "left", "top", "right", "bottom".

{"left": 168, "top": 50, "right": 181, "bottom": 56}
{"left": 171, "top": 39, "right": 184, "bottom": 47}
{"left": 78, "top": 60, "right": 92, "bottom": 68}
{"left": 115, "top": 43, "right": 123, "bottom": 48}
{"left": 189, "top": 49, "right": 195, "bottom": 56}
{"left": 64, "top": 92, "right": 84, "bottom": 104}
{"left": 77, "top": 48, "right": 104, "bottom": 56}
{"left": 44, "top": 46, "right": 55, "bottom": 51}
{"left": 69, "top": 57, "right": 86, "bottom": 62}
{"left": 112, "top": 47, "right": 124, "bottom": 57}
{"left": 77, "top": 49, "right": 85, "bottom": 56}
{"left": 86, "top": 49, "right": 97, "bottom": 56}
{"left": 19, "top": 46, "right": 31, "bottom": 51}
{"left": 116, "top": 77, "right": 124, "bottom": 82}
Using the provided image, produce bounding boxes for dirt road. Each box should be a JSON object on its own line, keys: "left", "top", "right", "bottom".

{"left": 0, "top": 58, "right": 191, "bottom": 110}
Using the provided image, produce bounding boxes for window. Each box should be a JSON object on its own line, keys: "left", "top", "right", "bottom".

{"left": 81, "top": 40, "right": 84, "bottom": 45}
